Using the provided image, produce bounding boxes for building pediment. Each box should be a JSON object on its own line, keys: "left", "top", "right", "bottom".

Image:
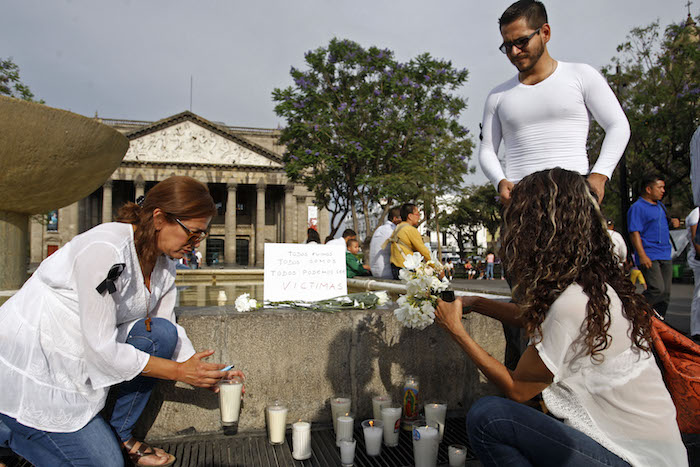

{"left": 123, "top": 112, "right": 283, "bottom": 168}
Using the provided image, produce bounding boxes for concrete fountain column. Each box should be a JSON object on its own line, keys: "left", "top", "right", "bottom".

{"left": 0, "top": 96, "right": 128, "bottom": 291}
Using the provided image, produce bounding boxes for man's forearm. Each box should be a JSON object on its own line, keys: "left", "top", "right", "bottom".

{"left": 629, "top": 231, "right": 646, "bottom": 257}
{"left": 468, "top": 296, "right": 524, "bottom": 327}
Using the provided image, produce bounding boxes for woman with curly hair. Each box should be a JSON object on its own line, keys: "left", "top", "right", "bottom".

{"left": 436, "top": 168, "right": 687, "bottom": 466}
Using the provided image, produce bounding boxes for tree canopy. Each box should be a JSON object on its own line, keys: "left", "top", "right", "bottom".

{"left": 441, "top": 184, "right": 501, "bottom": 258}
{"left": 0, "top": 57, "right": 42, "bottom": 103}
{"left": 589, "top": 15, "right": 699, "bottom": 223}
{"left": 272, "top": 38, "right": 474, "bottom": 239}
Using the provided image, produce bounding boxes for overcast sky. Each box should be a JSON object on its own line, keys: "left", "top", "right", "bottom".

{"left": 2, "top": 0, "right": 693, "bottom": 184}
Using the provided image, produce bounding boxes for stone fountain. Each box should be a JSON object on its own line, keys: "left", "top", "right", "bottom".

{"left": 0, "top": 95, "right": 128, "bottom": 290}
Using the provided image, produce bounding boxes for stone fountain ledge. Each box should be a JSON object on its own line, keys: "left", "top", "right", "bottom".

{"left": 136, "top": 302, "right": 506, "bottom": 441}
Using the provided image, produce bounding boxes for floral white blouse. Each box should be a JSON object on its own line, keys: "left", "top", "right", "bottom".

{"left": 0, "top": 223, "right": 195, "bottom": 433}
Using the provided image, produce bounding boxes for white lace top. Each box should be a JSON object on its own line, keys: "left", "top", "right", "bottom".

{"left": 0, "top": 223, "right": 196, "bottom": 433}
{"left": 534, "top": 284, "right": 687, "bottom": 466}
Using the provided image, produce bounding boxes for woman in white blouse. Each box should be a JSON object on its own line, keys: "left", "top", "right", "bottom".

{"left": 436, "top": 168, "right": 687, "bottom": 466}
{"left": 0, "top": 176, "right": 244, "bottom": 467}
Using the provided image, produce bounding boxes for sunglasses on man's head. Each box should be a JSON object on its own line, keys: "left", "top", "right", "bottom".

{"left": 499, "top": 27, "right": 541, "bottom": 54}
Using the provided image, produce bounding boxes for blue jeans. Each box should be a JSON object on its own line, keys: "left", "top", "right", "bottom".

{"left": 467, "top": 396, "right": 630, "bottom": 467}
{"left": 0, "top": 318, "right": 178, "bottom": 465}
{"left": 485, "top": 263, "right": 494, "bottom": 279}
{"left": 0, "top": 413, "right": 123, "bottom": 467}
{"left": 109, "top": 317, "right": 178, "bottom": 442}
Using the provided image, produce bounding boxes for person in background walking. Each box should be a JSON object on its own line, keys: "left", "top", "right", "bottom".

{"left": 369, "top": 207, "right": 401, "bottom": 279}
{"left": 485, "top": 252, "right": 495, "bottom": 280}
{"left": 627, "top": 174, "right": 680, "bottom": 317}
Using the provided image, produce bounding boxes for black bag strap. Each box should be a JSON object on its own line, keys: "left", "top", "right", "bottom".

{"left": 658, "top": 202, "right": 677, "bottom": 251}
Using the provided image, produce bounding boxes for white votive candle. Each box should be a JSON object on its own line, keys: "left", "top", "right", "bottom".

{"left": 338, "top": 438, "right": 356, "bottom": 467}
{"left": 336, "top": 414, "right": 354, "bottom": 446}
{"left": 218, "top": 376, "right": 243, "bottom": 435}
{"left": 381, "top": 405, "right": 402, "bottom": 447}
{"left": 448, "top": 444, "right": 468, "bottom": 467}
{"left": 412, "top": 421, "right": 439, "bottom": 467}
{"left": 292, "top": 421, "right": 312, "bottom": 460}
{"left": 330, "top": 396, "right": 351, "bottom": 433}
{"left": 266, "top": 402, "right": 288, "bottom": 445}
{"left": 424, "top": 402, "right": 447, "bottom": 441}
{"left": 371, "top": 395, "right": 391, "bottom": 420}
{"left": 361, "top": 419, "right": 384, "bottom": 456}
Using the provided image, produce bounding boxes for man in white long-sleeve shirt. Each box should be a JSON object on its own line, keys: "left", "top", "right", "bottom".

{"left": 478, "top": 0, "right": 630, "bottom": 203}
{"left": 369, "top": 207, "right": 401, "bottom": 279}
{"left": 475, "top": 0, "right": 630, "bottom": 372}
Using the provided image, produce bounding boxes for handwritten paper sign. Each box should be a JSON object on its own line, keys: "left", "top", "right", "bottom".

{"left": 264, "top": 243, "right": 347, "bottom": 302}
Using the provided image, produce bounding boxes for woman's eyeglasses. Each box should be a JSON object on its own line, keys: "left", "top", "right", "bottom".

{"left": 174, "top": 218, "right": 207, "bottom": 244}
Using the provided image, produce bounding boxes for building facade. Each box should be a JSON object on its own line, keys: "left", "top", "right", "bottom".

{"left": 30, "top": 111, "right": 328, "bottom": 267}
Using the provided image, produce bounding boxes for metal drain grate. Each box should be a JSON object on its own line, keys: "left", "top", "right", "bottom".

{"left": 156, "top": 417, "right": 476, "bottom": 467}
{"left": 2, "top": 418, "right": 477, "bottom": 466}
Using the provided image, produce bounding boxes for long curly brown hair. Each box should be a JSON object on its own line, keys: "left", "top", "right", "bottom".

{"left": 500, "top": 168, "right": 652, "bottom": 360}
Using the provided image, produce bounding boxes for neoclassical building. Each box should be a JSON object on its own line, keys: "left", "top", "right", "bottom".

{"left": 30, "top": 111, "right": 328, "bottom": 267}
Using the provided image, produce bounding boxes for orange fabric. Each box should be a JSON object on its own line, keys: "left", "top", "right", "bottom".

{"left": 650, "top": 316, "right": 700, "bottom": 433}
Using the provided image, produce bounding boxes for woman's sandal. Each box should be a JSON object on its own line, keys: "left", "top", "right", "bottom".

{"left": 123, "top": 438, "right": 176, "bottom": 467}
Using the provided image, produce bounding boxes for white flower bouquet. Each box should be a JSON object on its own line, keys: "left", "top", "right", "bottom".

{"left": 395, "top": 252, "right": 450, "bottom": 329}
{"left": 233, "top": 291, "right": 390, "bottom": 313}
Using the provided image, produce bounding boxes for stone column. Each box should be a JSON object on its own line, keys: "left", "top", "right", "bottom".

{"left": 296, "top": 195, "right": 307, "bottom": 243}
{"left": 318, "top": 203, "right": 329, "bottom": 243}
{"left": 255, "top": 179, "right": 266, "bottom": 267}
{"left": 135, "top": 180, "right": 145, "bottom": 201}
{"left": 101, "top": 180, "right": 113, "bottom": 224}
{"left": 0, "top": 211, "right": 28, "bottom": 290}
{"left": 284, "top": 184, "right": 295, "bottom": 243}
{"left": 225, "top": 183, "right": 237, "bottom": 265}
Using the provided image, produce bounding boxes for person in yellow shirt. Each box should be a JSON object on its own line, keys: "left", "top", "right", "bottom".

{"left": 387, "top": 203, "right": 432, "bottom": 279}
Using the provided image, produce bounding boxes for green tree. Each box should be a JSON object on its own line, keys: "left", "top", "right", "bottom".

{"left": 589, "top": 15, "right": 699, "bottom": 223}
{"left": 0, "top": 57, "right": 43, "bottom": 103}
{"left": 272, "top": 38, "right": 473, "bottom": 240}
{"left": 442, "top": 184, "right": 502, "bottom": 258}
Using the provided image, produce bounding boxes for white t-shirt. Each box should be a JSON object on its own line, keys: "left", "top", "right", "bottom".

{"left": 0, "top": 223, "right": 195, "bottom": 433}
{"left": 479, "top": 61, "right": 630, "bottom": 187}
{"left": 369, "top": 221, "right": 396, "bottom": 279}
{"left": 534, "top": 283, "right": 687, "bottom": 466}
{"left": 325, "top": 237, "right": 346, "bottom": 248}
{"left": 608, "top": 229, "right": 627, "bottom": 266}
{"left": 686, "top": 207, "right": 700, "bottom": 269}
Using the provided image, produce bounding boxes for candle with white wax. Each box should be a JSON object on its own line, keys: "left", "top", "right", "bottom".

{"left": 371, "top": 395, "right": 390, "bottom": 420}
{"left": 361, "top": 419, "right": 384, "bottom": 456}
{"left": 412, "top": 420, "right": 439, "bottom": 467}
{"left": 266, "top": 401, "right": 288, "bottom": 445}
{"left": 338, "top": 438, "right": 356, "bottom": 467}
{"left": 381, "top": 405, "right": 402, "bottom": 447}
{"left": 218, "top": 376, "right": 243, "bottom": 435}
{"left": 424, "top": 402, "right": 447, "bottom": 441}
{"left": 448, "top": 444, "right": 468, "bottom": 467}
{"left": 330, "top": 396, "right": 351, "bottom": 433}
{"left": 292, "top": 421, "right": 312, "bottom": 460}
{"left": 336, "top": 414, "right": 354, "bottom": 446}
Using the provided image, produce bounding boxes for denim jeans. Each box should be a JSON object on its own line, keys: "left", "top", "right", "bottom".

{"left": 0, "top": 317, "right": 178, "bottom": 465}
{"left": 109, "top": 317, "right": 178, "bottom": 442}
{"left": 0, "top": 413, "right": 123, "bottom": 467}
{"left": 485, "top": 263, "right": 494, "bottom": 279}
{"left": 467, "top": 396, "right": 630, "bottom": 467}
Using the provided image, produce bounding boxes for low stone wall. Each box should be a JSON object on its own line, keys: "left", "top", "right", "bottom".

{"left": 137, "top": 305, "right": 505, "bottom": 440}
